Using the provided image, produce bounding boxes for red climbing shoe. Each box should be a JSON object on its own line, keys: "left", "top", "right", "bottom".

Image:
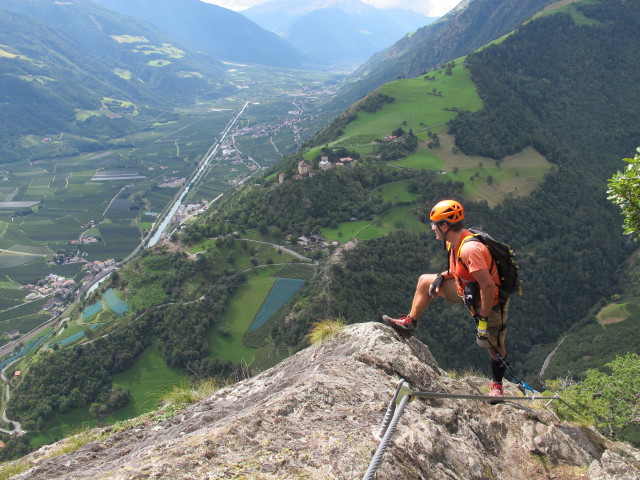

{"left": 489, "top": 381, "right": 504, "bottom": 405}
{"left": 381, "top": 314, "right": 417, "bottom": 338}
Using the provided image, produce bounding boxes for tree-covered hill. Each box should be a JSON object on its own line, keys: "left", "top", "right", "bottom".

{"left": 91, "top": 0, "right": 308, "bottom": 68}
{"left": 329, "top": 0, "right": 553, "bottom": 112}
{"left": 334, "top": 0, "right": 640, "bottom": 374}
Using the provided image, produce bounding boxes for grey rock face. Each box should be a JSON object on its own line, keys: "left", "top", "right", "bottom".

{"left": 11, "top": 323, "right": 640, "bottom": 479}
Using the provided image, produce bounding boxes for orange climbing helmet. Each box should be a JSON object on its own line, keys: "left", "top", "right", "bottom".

{"left": 430, "top": 199, "right": 464, "bottom": 225}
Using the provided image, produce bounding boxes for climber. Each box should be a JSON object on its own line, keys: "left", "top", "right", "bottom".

{"left": 381, "top": 199, "right": 510, "bottom": 404}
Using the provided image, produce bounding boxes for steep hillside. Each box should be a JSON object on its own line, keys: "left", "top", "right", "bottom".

{"left": 91, "top": 0, "right": 308, "bottom": 68}
{"left": 534, "top": 248, "right": 640, "bottom": 380}
{"left": 3, "top": 323, "right": 638, "bottom": 479}
{"left": 244, "top": 0, "right": 436, "bottom": 66}
{"left": 0, "top": 0, "right": 232, "bottom": 160}
{"left": 329, "top": 0, "right": 553, "bottom": 110}
{"left": 185, "top": 0, "right": 640, "bottom": 382}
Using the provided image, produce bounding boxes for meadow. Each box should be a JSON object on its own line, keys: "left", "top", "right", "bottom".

{"left": 209, "top": 262, "right": 315, "bottom": 367}
{"left": 29, "top": 340, "right": 186, "bottom": 448}
{"left": 313, "top": 60, "right": 552, "bottom": 242}
{"left": 347, "top": 67, "right": 482, "bottom": 142}
{"left": 540, "top": 303, "right": 640, "bottom": 380}
{"left": 209, "top": 275, "right": 275, "bottom": 364}
{"left": 597, "top": 298, "right": 640, "bottom": 325}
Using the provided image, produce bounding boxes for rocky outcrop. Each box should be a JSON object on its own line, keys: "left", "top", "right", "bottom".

{"left": 10, "top": 323, "right": 640, "bottom": 479}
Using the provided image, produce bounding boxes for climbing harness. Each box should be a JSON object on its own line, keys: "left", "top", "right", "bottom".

{"left": 362, "top": 378, "right": 560, "bottom": 480}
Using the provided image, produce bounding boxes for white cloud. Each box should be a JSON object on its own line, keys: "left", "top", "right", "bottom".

{"left": 201, "top": 0, "right": 460, "bottom": 17}
{"left": 201, "top": 0, "right": 264, "bottom": 10}
{"left": 363, "top": 0, "right": 460, "bottom": 17}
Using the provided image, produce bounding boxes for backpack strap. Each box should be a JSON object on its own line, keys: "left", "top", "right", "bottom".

{"left": 456, "top": 234, "right": 476, "bottom": 269}
{"left": 447, "top": 233, "right": 478, "bottom": 275}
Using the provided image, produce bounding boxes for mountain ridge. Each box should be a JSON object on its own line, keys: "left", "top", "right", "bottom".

{"left": 6, "top": 323, "right": 639, "bottom": 479}
{"left": 0, "top": 0, "right": 233, "bottom": 157}
{"left": 330, "top": 0, "right": 553, "bottom": 110}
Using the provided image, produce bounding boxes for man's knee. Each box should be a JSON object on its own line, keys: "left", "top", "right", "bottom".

{"left": 417, "top": 273, "right": 439, "bottom": 290}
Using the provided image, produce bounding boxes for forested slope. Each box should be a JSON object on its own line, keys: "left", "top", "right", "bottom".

{"left": 415, "top": 3, "right": 637, "bottom": 370}
{"left": 204, "top": 0, "right": 640, "bottom": 379}
{"left": 445, "top": 0, "right": 640, "bottom": 367}
{"left": 330, "top": 0, "right": 552, "bottom": 111}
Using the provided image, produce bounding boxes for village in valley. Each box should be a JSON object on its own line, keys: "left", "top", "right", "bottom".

{"left": 18, "top": 258, "right": 120, "bottom": 320}
{"left": 0, "top": 86, "right": 329, "bottom": 350}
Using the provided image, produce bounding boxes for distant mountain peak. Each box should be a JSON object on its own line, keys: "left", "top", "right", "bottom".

{"left": 244, "top": 0, "right": 435, "bottom": 66}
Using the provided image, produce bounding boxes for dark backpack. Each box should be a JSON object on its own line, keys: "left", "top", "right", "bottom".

{"left": 458, "top": 227, "right": 521, "bottom": 296}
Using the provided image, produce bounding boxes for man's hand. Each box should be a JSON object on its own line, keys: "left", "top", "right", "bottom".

{"left": 475, "top": 315, "right": 488, "bottom": 340}
{"left": 429, "top": 273, "right": 444, "bottom": 297}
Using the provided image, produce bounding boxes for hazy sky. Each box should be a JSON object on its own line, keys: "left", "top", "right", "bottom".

{"left": 200, "top": 0, "right": 461, "bottom": 17}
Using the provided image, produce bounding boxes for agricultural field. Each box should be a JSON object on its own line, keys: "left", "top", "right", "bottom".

{"left": 248, "top": 278, "right": 305, "bottom": 331}
{"left": 321, "top": 204, "right": 429, "bottom": 242}
{"left": 0, "top": 107, "right": 252, "bottom": 342}
{"left": 209, "top": 275, "right": 276, "bottom": 364}
{"left": 2, "top": 108, "right": 243, "bottom": 268}
{"left": 27, "top": 111, "right": 282, "bottom": 241}
{"left": 536, "top": 0, "right": 602, "bottom": 25}
{"left": 209, "top": 263, "right": 315, "bottom": 367}
{"left": 432, "top": 141, "right": 553, "bottom": 206}
{"left": 1, "top": 260, "right": 84, "bottom": 285}
{"left": 187, "top": 160, "right": 253, "bottom": 203}
{"left": 0, "top": 327, "right": 55, "bottom": 383}
{"left": 0, "top": 276, "right": 57, "bottom": 343}
{"left": 370, "top": 179, "right": 419, "bottom": 204}
{"left": 597, "top": 300, "right": 636, "bottom": 325}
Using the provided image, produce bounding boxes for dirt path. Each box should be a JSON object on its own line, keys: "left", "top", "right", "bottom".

{"left": 539, "top": 336, "right": 566, "bottom": 377}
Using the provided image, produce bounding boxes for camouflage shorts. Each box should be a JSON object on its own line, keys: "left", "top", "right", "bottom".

{"left": 439, "top": 278, "right": 509, "bottom": 348}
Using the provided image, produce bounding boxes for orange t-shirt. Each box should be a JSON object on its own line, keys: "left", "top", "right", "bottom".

{"left": 450, "top": 234, "right": 501, "bottom": 306}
